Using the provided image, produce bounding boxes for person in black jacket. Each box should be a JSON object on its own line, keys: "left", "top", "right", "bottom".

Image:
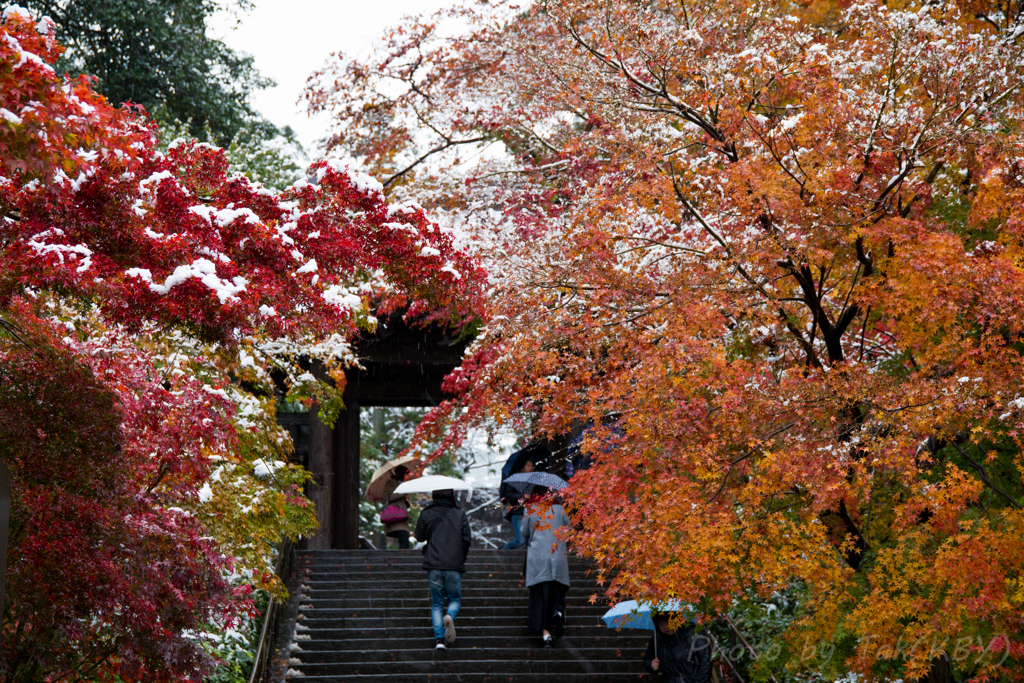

{"left": 413, "top": 489, "right": 472, "bottom": 650}
{"left": 644, "top": 614, "right": 712, "bottom": 682}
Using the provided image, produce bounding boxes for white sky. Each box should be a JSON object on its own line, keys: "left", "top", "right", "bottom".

{"left": 460, "top": 428, "right": 520, "bottom": 488}
{"left": 211, "top": 0, "right": 456, "bottom": 153}
{"left": 212, "top": 1, "right": 518, "bottom": 488}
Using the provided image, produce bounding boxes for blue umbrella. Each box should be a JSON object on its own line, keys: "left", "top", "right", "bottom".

{"left": 603, "top": 599, "right": 696, "bottom": 659}
{"left": 502, "top": 471, "right": 567, "bottom": 496}
{"left": 601, "top": 599, "right": 693, "bottom": 630}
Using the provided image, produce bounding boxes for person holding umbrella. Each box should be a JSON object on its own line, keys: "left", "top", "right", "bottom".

{"left": 499, "top": 443, "right": 548, "bottom": 550}
{"left": 366, "top": 452, "right": 421, "bottom": 549}
{"left": 520, "top": 482, "right": 571, "bottom": 648}
{"left": 414, "top": 488, "right": 472, "bottom": 649}
{"left": 644, "top": 613, "right": 712, "bottom": 682}
{"left": 499, "top": 458, "right": 534, "bottom": 550}
{"left": 380, "top": 464, "right": 412, "bottom": 549}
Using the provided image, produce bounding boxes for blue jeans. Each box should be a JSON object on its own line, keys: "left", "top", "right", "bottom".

{"left": 502, "top": 513, "right": 524, "bottom": 549}
{"left": 428, "top": 569, "right": 462, "bottom": 639}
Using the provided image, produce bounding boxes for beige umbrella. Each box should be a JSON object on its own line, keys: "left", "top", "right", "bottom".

{"left": 365, "top": 454, "right": 420, "bottom": 502}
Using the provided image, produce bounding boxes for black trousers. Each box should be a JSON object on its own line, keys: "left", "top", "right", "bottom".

{"left": 527, "top": 581, "right": 568, "bottom": 633}
{"left": 388, "top": 530, "right": 410, "bottom": 549}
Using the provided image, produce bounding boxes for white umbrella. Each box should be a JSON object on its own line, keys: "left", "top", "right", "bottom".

{"left": 394, "top": 474, "right": 473, "bottom": 499}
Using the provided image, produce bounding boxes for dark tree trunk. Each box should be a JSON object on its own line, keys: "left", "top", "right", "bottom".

{"left": 915, "top": 656, "right": 955, "bottom": 683}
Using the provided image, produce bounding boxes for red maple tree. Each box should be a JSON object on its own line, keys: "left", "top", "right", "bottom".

{"left": 0, "top": 7, "right": 483, "bottom": 680}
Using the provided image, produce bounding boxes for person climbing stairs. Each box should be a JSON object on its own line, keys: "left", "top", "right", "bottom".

{"left": 280, "top": 548, "right": 648, "bottom": 681}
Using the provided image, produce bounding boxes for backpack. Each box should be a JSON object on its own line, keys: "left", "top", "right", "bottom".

{"left": 422, "top": 506, "right": 468, "bottom": 570}
{"left": 380, "top": 503, "right": 408, "bottom": 524}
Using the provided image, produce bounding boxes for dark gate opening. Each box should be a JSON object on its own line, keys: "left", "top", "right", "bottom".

{"left": 281, "top": 315, "right": 469, "bottom": 550}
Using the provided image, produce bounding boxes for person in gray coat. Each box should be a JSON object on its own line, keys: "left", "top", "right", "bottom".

{"left": 521, "top": 487, "right": 571, "bottom": 647}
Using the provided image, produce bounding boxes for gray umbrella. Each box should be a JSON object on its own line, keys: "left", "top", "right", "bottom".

{"left": 502, "top": 471, "right": 568, "bottom": 496}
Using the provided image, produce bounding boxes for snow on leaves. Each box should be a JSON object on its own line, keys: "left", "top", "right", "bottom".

{"left": 5, "top": 135, "right": 480, "bottom": 341}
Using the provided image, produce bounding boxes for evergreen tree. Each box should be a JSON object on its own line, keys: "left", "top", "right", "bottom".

{"left": 25, "top": 0, "right": 271, "bottom": 142}
{"left": 157, "top": 117, "right": 306, "bottom": 191}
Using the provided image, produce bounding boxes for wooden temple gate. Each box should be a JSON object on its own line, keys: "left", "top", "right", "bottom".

{"left": 279, "top": 317, "right": 469, "bottom": 550}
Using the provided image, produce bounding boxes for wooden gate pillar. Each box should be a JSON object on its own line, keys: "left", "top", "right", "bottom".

{"left": 332, "top": 400, "right": 361, "bottom": 549}
{"left": 306, "top": 403, "right": 334, "bottom": 550}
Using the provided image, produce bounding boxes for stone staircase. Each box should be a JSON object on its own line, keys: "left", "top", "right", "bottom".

{"left": 283, "top": 549, "right": 649, "bottom": 681}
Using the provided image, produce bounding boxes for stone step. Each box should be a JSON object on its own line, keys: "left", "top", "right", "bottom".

{"left": 284, "top": 658, "right": 648, "bottom": 676}
{"left": 282, "top": 550, "right": 636, "bottom": 683}
{"left": 295, "top": 553, "right": 595, "bottom": 566}
{"left": 293, "top": 615, "right": 621, "bottom": 629}
{"left": 298, "top": 579, "right": 597, "bottom": 591}
{"left": 305, "top": 585, "right": 576, "bottom": 598}
{"left": 290, "top": 674, "right": 648, "bottom": 683}
{"left": 298, "top": 573, "right": 600, "bottom": 583}
{"left": 298, "top": 579, "right": 599, "bottom": 589}
{"left": 297, "top": 588, "right": 594, "bottom": 598}
{"left": 299, "top": 576, "right": 594, "bottom": 587}
{"left": 290, "top": 647, "right": 646, "bottom": 663}
{"left": 294, "top": 598, "right": 598, "bottom": 610}
{"left": 296, "top": 550, "right": 590, "bottom": 559}
{"left": 291, "top": 635, "right": 649, "bottom": 651}
{"left": 296, "top": 584, "right": 595, "bottom": 597}
{"left": 297, "top": 605, "right": 606, "bottom": 618}
{"left": 297, "top": 559, "right": 599, "bottom": 570}
{"left": 296, "top": 555, "right": 600, "bottom": 575}
{"left": 299, "top": 573, "right": 598, "bottom": 581}
{"left": 298, "top": 562, "right": 588, "bottom": 570}
{"left": 288, "top": 626, "right": 647, "bottom": 643}
{"left": 296, "top": 561, "right": 598, "bottom": 572}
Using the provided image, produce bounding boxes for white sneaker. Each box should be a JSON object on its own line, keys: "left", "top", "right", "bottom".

{"left": 435, "top": 638, "right": 446, "bottom": 649}
{"left": 443, "top": 614, "right": 456, "bottom": 644}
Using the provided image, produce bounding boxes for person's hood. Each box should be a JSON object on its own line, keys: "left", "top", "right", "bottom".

{"left": 428, "top": 498, "right": 459, "bottom": 510}
{"left": 658, "top": 624, "right": 693, "bottom": 646}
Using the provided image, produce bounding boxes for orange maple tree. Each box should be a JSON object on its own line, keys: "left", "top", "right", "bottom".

{"left": 310, "top": 0, "right": 1024, "bottom": 680}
